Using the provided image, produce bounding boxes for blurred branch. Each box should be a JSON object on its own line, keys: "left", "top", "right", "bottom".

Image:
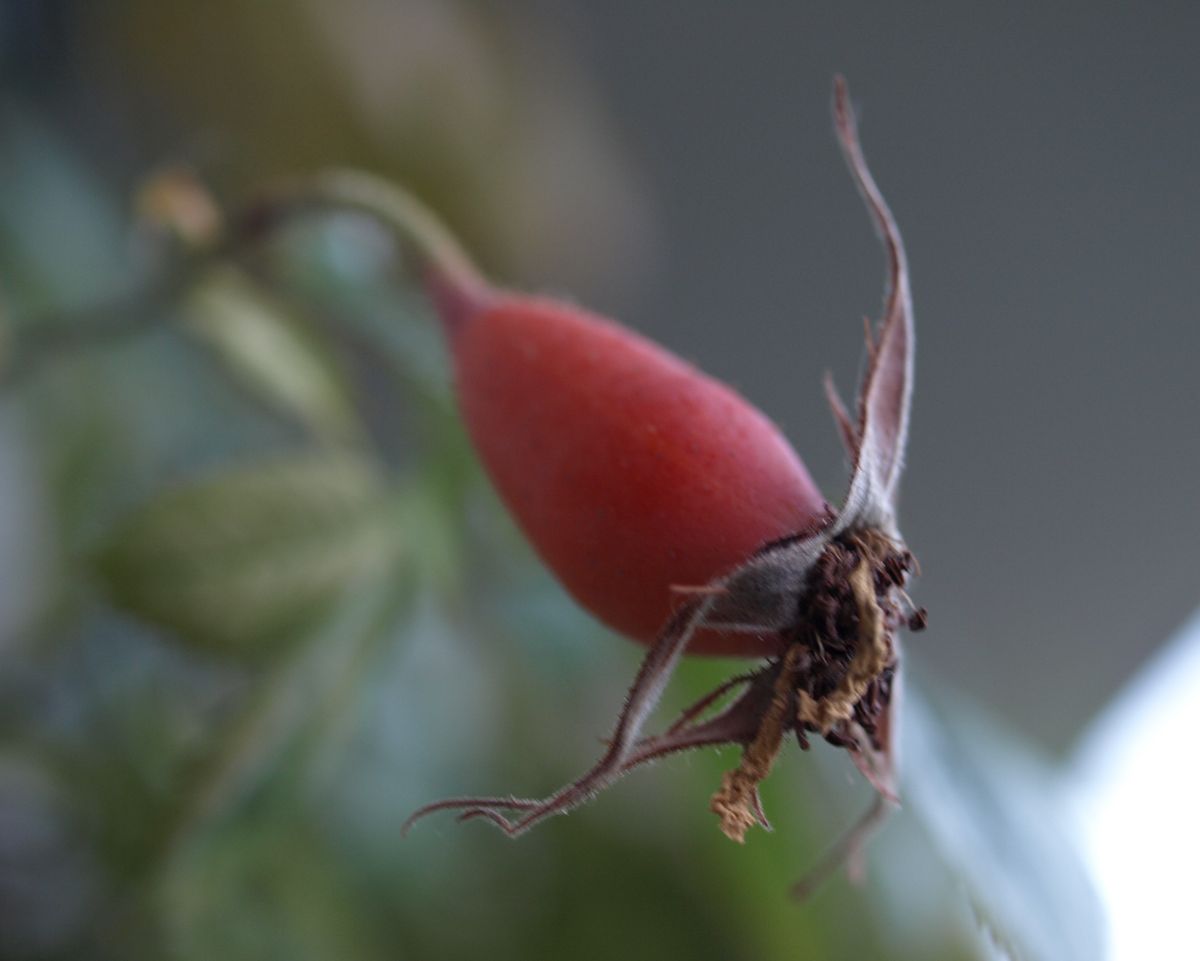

{"left": 0, "top": 169, "right": 464, "bottom": 390}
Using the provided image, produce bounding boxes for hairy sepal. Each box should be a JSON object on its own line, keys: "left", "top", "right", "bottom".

{"left": 829, "top": 75, "right": 914, "bottom": 539}
{"left": 701, "top": 535, "right": 831, "bottom": 633}
{"left": 702, "top": 78, "right": 916, "bottom": 635}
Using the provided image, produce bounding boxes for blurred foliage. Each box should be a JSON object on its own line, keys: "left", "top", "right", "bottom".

{"left": 0, "top": 4, "right": 1100, "bottom": 960}
{"left": 95, "top": 453, "right": 400, "bottom": 656}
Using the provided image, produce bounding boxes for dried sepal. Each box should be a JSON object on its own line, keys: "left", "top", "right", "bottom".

{"left": 694, "top": 77, "right": 917, "bottom": 638}
{"left": 824, "top": 371, "right": 861, "bottom": 460}
{"left": 402, "top": 634, "right": 775, "bottom": 836}
{"left": 829, "top": 75, "right": 915, "bottom": 537}
{"left": 700, "top": 535, "right": 831, "bottom": 633}
{"left": 403, "top": 596, "right": 713, "bottom": 837}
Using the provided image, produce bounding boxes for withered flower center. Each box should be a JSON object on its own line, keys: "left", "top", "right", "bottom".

{"left": 710, "top": 530, "right": 918, "bottom": 842}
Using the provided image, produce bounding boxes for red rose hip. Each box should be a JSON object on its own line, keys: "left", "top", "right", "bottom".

{"left": 449, "top": 292, "right": 828, "bottom": 654}
{"left": 311, "top": 78, "right": 922, "bottom": 896}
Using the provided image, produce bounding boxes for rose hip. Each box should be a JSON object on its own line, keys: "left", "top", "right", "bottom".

{"left": 381, "top": 77, "right": 921, "bottom": 896}
{"left": 451, "top": 293, "right": 830, "bottom": 654}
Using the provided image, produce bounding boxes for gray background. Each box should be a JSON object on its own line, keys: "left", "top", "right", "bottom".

{"left": 534, "top": 0, "right": 1200, "bottom": 750}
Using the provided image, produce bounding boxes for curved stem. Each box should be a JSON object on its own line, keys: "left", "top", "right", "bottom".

{"left": 2, "top": 169, "right": 491, "bottom": 387}
{"left": 236, "top": 170, "right": 493, "bottom": 335}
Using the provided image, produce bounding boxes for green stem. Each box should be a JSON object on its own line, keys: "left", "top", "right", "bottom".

{"left": 0, "top": 169, "right": 491, "bottom": 386}
{"left": 236, "top": 170, "right": 493, "bottom": 334}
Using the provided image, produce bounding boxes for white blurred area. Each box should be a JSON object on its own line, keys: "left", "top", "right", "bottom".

{"left": 1073, "top": 606, "right": 1200, "bottom": 961}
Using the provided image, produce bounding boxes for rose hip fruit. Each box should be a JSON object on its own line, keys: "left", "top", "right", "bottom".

{"left": 451, "top": 294, "right": 830, "bottom": 654}
{"left": 322, "top": 77, "right": 922, "bottom": 897}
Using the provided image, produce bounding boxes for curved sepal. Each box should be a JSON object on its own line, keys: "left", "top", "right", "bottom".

{"left": 829, "top": 76, "right": 915, "bottom": 537}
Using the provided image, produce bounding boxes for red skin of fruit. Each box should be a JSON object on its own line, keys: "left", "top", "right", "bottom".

{"left": 443, "top": 282, "right": 830, "bottom": 657}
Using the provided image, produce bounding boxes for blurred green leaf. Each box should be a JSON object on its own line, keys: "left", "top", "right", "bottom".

{"left": 901, "top": 676, "right": 1103, "bottom": 961}
{"left": 0, "top": 105, "right": 133, "bottom": 312}
{"left": 184, "top": 268, "right": 363, "bottom": 445}
{"left": 95, "top": 454, "right": 399, "bottom": 657}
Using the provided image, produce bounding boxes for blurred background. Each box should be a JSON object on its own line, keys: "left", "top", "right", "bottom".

{"left": 1, "top": 2, "right": 1196, "bottom": 959}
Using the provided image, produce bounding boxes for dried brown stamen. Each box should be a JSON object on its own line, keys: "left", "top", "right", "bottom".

{"left": 797, "top": 555, "right": 891, "bottom": 733}
{"left": 710, "top": 645, "right": 807, "bottom": 842}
